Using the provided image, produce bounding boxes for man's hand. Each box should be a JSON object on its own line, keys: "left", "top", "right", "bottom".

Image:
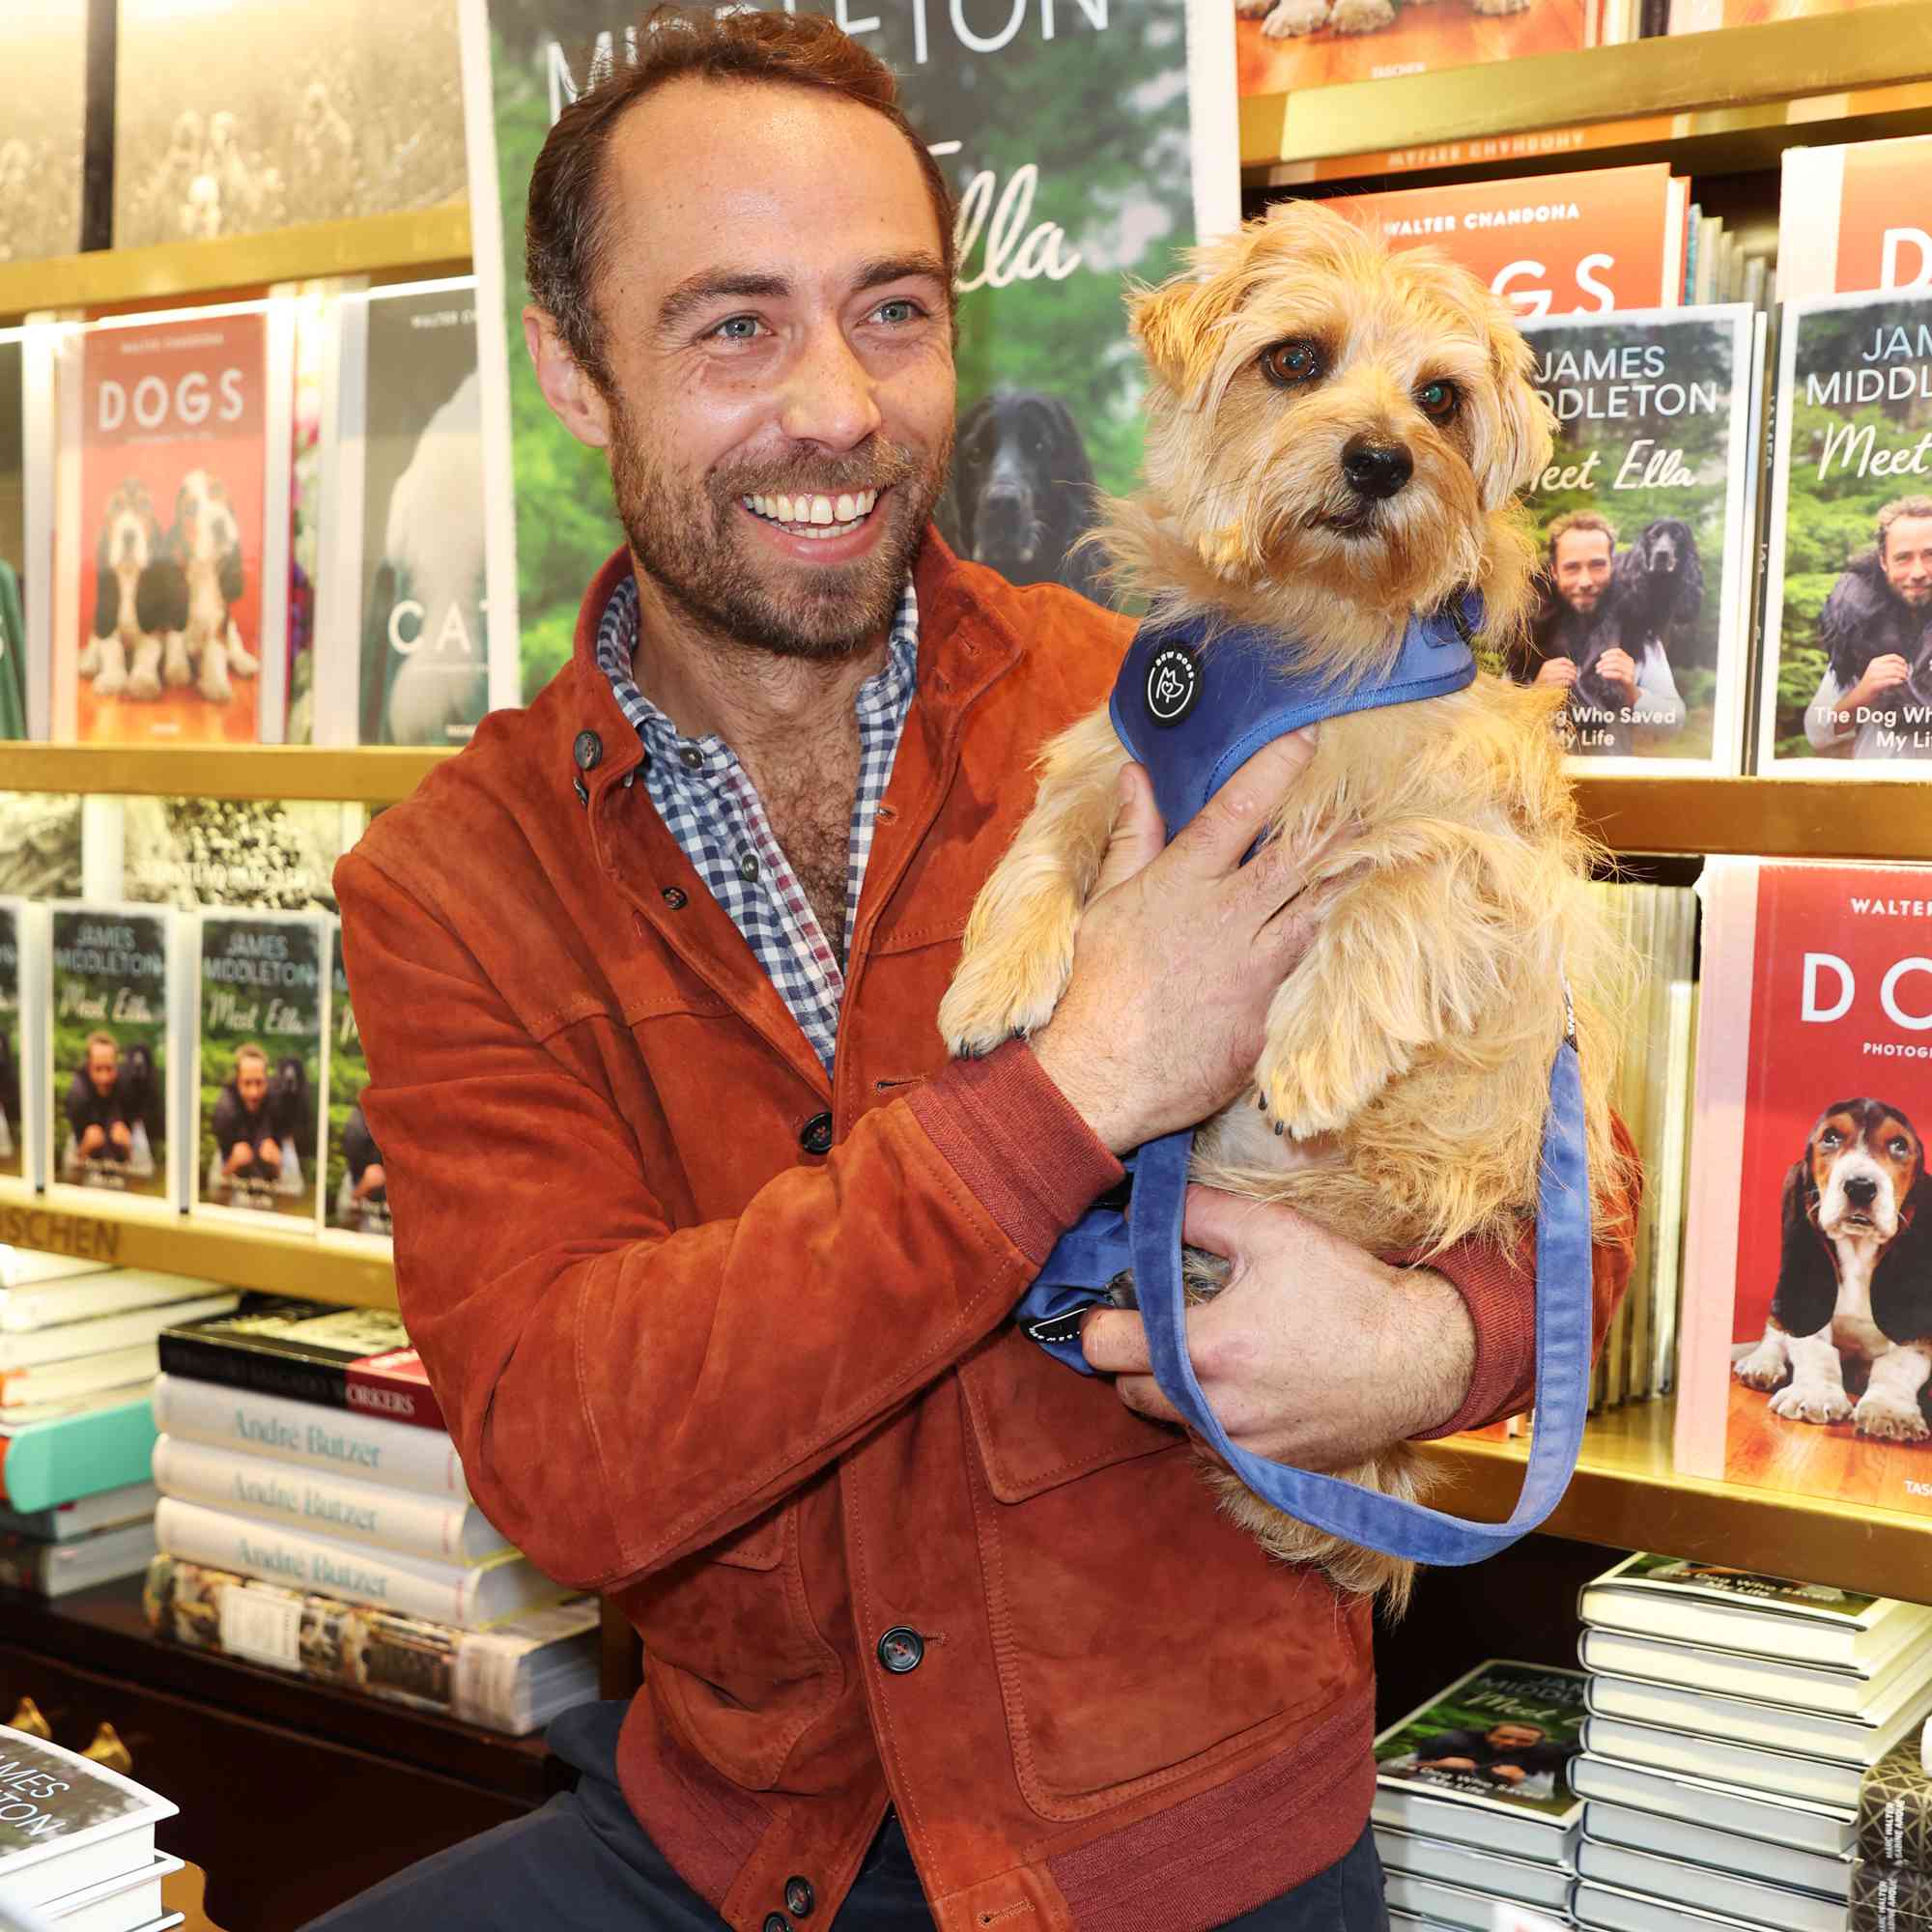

{"left": 1532, "top": 659, "right": 1577, "bottom": 691}
{"left": 1488, "top": 1765, "right": 1529, "bottom": 1785}
{"left": 1030, "top": 733, "right": 1337, "bottom": 1154}
{"left": 226, "top": 1143, "right": 255, "bottom": 1174}
{"left": 1593, "top": 646, "right": 1637, "bottom": 706}
{"left": 256, "top": 1137, "right": 283, "bottom": 1172}
{"left": 1079, "top": 1184, "right": 1477, "bottom": 1468}
{"left": 1847, "top": 653, "right": 1912, "bottom": 712}
{"left": 108, "top": 1121, "right": 131, "bottom": 1151}
{"left": 78, "top": 1124, "right": 105, "bottom": 1156}
{"left": 355, "top": 1161, "right": 386, "bottom": 1202}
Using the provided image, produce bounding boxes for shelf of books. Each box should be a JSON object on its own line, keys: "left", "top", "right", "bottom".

{"left": 5, "top": 746, "right": 449, "bottom": 808}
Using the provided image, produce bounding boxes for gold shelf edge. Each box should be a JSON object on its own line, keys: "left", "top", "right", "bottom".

{"left": 1572, "top": 775, "right": 1932, "bottom": 862}
{"left": 2, "top": 744, "right": 452, "bottom": 806}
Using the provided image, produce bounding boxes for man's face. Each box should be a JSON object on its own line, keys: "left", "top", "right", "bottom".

{"left": 572, "top": 78, "right": 955, "bottom": 661}
{"left": 237, "top": 1059, "right": 268, "bottom": 1110}
{"left": 1487, "top": 1723, "right": 1545, "bottom": 1752}
{"left": 1551, "top": 528, "right": 1614, "bottom": 614}
{"left": 1881, "top": 514, "right": 1932, "bottom": 608}
{"left": 87, "top": 1042, "right": 118, "bottom": 1096}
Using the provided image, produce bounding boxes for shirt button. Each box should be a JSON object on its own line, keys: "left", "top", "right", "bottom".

{"left": 798, "top": 1112, "right": 833, "bottom": 1156}
{"left": 784, "top": 1878, "right": 815, "bottom": 1918}
{"left": 876, "top": 1627, "right": 923, "bottom": 1674}
{"left": 762, "top": 1917, "right": 790, "bottom": 1932}
{"left": 573, "top": 729, "right": 603, "bottom": 771}
{"left": 662, "top": 887, "right": 688, "bottom": 910}
{"left": 739, "top": 852, "right": 760, "bottom": 883}
{"left": 679, "top": 745, "right": 703, "bottom": 772}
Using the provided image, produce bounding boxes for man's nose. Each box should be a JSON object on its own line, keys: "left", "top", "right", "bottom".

{"left": 780, "top": 325, "right": 884, "bottom": 451}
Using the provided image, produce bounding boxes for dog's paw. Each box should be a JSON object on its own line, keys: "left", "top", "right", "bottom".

{"left": 127, "top": 663, "right": 162, "bottom": 700}
{"left": 1330, "top": 0, "right": 1398, "bottom": 32}
{"left": 1235, "top": 0, "right": 1277, "bottom": 15}
{"left": 76, "top": 640, "right": 100, "bottom": 678}
{"left": 1469, "top": 0, "right": 1530, "bottom": 15}
{"left": 1732, "top": 1343, "right": 1788, "bottom": 1392}
{"left": 93, "top": 663, "right": 127, "bottom": 697}
{"left": 198, "top": 666, "right": 235, "bottom": 707}
{"left": 938, "top": 907, "right": 1082, "bottom": 1059}
{"left": 1262, "top": 0, "right": 1332, "bottom": 34}
{"left": 226, "top": 639, "right": 259, "bottom": 676}
{"left": 162, "top": 639, "right": 191, "bottom": 687}
{"left": 1854, "top": 1389, "right": 1931, "bottom": 1442}
{"left": 1768, "top": 1378, "right": 1854, "bottom": 1426}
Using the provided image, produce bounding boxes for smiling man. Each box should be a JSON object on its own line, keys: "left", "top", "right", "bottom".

{"left": 319, "top": 11, "right": 1633, "bottom": 1931}
{"left": 1805, "top": 494, "right": 1932, "bottom": 760}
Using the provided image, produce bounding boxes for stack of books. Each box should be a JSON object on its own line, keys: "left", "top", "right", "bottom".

{"left": 0, "top": 1721, "right": 183, "bottom": 1932}
{"left": 0, "top": 1252, "right": 237, "bottom": 1598}
{"left": 146, "top": 1296, "right": 599, "bottom": 1736}
{"left": 1572, "top": 1552, "right": 1932, "bottom": 1932}
{"left": 1851, "top": 1739, "right": 1932, "bottom": 1932}
{"left": 1374, "top": 1659, "right": 1588, "bottom": 1930}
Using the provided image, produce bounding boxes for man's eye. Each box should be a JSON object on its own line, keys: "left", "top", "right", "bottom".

{"left": 712, "top": 315, "right": 765, "bottom": 342}
{"left": 874, "top": 298, "right": 922, "bottom": 326}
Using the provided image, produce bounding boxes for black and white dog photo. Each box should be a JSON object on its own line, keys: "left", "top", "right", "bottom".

{"left": 1576, "top": 516, "right": 1705, "bottom": 715}
{"left": 269, "top": 1053, "right": 316, "bottom": 1169}
{"left": 116, "top": 1039, "right": 164, "bottom": 1175}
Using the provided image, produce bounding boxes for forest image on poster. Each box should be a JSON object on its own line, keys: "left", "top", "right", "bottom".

{"left": 472, "top": 0, "right": 1202, "bottom": 701}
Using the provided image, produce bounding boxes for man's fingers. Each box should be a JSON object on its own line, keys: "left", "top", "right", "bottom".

{"left": 1079, "top": 1306, "right": 1152, "bottom": 1375}
{"left": 1180, "top": 1182, "right": 1318, "bottom": 1265}
{"left": 1115, "top": 1374, "right": 1184, "bottom": 1427}
{"left": 1091, "top": 762, "right": 1165, "bottom": 897}
{"left": 1165, "top": 729, "right": 1317, "bottom": 879}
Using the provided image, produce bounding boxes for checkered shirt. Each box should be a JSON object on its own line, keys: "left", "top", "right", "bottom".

{"left": 594, "top": 572, "right": 920, "bottom": 1071}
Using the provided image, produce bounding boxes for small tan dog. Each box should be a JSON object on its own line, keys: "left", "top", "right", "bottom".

{"left": 938, "top": 200, "right": 1629, "bottom": 1613}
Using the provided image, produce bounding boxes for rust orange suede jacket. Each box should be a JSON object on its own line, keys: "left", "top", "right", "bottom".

{"left": 334, "top": 535, "right": 1636, "bottom": 1932}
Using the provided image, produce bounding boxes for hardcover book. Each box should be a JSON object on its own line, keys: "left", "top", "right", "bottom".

{"left": 145, "top": 1554, "right": 597, "bottom": 1736}
{"left": 1854, "top": 1859, "right": 1932, "bottom": 1921}
{"left": 190, "top": 911, "right": 327, "bottom": 1230}
{"left": 0, "top": 1268, "right": 210, "bottom": 1337}
{"left": 1575, "top": 1837, "right": 1843, "bottom": 1932}
{"left": 1675, "top": 861, "right": 1932, "bottom": 1507}
{"left": 0, "top": 3, "right": 86, "bottom": 266}
{"left": 1579, "top": 1625, "right": 1932, "bottom": 1716}
{"left": 1585, "top": 1669, "right": 1932, "bottom": 1768}
{"left": 1861, "top": 1739, "right": 1932, "bottom": 1866}
{"left": 1780, "top": 136, "right": 1932, "bottom": 304}
{"left": 0, "top": 1393, "right": 159, "bottom": 1516}
{"left": 1581, "top": 1710, "right": 1882, "bottom": 1809}
{"left": 0, "top": 1722, "right": 178, "bottom": 1912}
{"left": 0, "top": 1292, "right": 238, "bottom": 1375}
{"left": 0, "top": 795, "right": 82, "bottom": 902}
{"left": 0, "top": 899, "right": 46, "bottom": 1200}
{"left": 1334, "top": 166, "right": 1689, "bottom": 320}
{"left": 323, "top": 922, "right": 388, "bottom": 1247}
{"left": 0, "top": 1518, "right": 157, "bottom": 1600}
{"left": 1573, "top": 1877, "right": 1802, "bottom": 1932}
{"left": 0, "top": 1482, "right": 158, "bottom": 1544}
{"left": 1509, "top": 305, "right": 1761, "bottom": 771}
{"left": 121, "top": 797, "right": 355, "bottom": 915}
{"left": 42, "top": 904, "right": 185, "bottom": 1215}
{"left": 1571, "top": 1752, "right": 1856, "bottom": 1859}
{"left": 52, "top": 303, "right": 293, "bottom": 746}
{"left": 313, "top": 279, "right": 490, "bottom": 748}
{"left": 1372, "top": 1829, "right": 1570, "bottom": 1909}
{"left": 157, "top": 1299, "right": 442, "bottom": 1432}
{"left": 1759, "top": 285, "right": 1932, "bottom": 772}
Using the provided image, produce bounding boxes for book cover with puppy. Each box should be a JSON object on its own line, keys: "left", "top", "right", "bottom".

{"left": 42, "top": 902, "right": 186, "bottom": 1216}
{"left": 1676, "top": 859, "right": 1932, "bottom": 1512}
{"left": 323, "top": 921, "right": 389, "bottom": 1249}
{"left": 1510, "top": 304, "right": 1763, "bottom": 773}
{"left": 0, "top": 898, "right": 48, "bottom": 1201}
{"left": 52, "top": 301, "right": 293, "bottom": 746}
{"left": 191, "top": 910, "right": 327, "bottom": 1232}
{"left": 1759, "top": 286, "right": 1932, "bottom": 774}
{"left": 312, "top": 278, "right": 489, "bottom": 748}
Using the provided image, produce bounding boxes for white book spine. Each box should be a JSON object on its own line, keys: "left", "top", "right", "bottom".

{"left": 20, "top": 321, "right": 58, "bottom": 742}
{"left": 0, "top": 898, "right": 47, "bottom": 1200}
{"left": 154, "top": 1433, "right": 506, "bottom": 1567}
{"left": 256, "top": 290, "right": 296, "bottom": 744}
{"left": 0, "top": 1289, "right": 238, "bottom": 1370}
{"left": 152, "top": 1372, "right": 469, "bottom": 1498}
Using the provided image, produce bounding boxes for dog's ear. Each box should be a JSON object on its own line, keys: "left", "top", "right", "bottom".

{"left": 218, "top": 541, "right": 245, "bottom": 609}
{"left": 1774, "top": 1150, "right": 1837, "bottom": 1335}
{"left": 1126, "top": 269, "right": 1250, "bottom": 400}
{"left": 92, "top": 563, "right": 119, "bottom": 640}
{"left": 137, "top": 557, "right": 188, "bottom": 638}
{"left": 1041, "top": 395, "right": 1095, "bottom": 490}
{"left": 1679, "top": 531, "right": 1707, "bottom": 629}
{"left": 1473, "top": 308, "right": 1553, "bottom": 512}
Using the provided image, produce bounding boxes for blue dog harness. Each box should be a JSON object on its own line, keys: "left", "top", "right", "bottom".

{"left": 1012, "top": 592, "right": 1595, "bottom": 1568}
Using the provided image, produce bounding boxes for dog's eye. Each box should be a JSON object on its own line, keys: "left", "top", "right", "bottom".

{"left": 1890, "top": 1137, "right": 1912, "bottom": 1158}
{"left": 1259, "top": 339, "right": 1324, "bottom": 388}
{"left": 1415, "top": 380, "right": 1460, "bottom": 420}
{"left": 1821, "top": 1129, "right": 1842, "bottom": 1148}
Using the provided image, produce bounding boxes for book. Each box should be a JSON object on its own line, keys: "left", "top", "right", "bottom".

{"left": 119, "top": 797, "right": 355, "bottom": 916}
{"left": 110, "top": 0, "right": 465, "bottom": 247}
{"left": 1381, "top": 1868, "right": 1557, "bottom": 1930}
{"left": 151, "top": 1372, "right": 466, "bottom": 1498}
{"left": 1572, "top": 1877, "right": 1794, "bottom": 1932}
{"left": 0, "top": 1724, "right": 177, "bottom": 1911}
{"left": 1758, "top": 285, "right": 1932, "bottom": 772}
{"left": 1855, "top": 1861, "right": 1932, "bottom": 1920}
{"left": 313, "top": 279, "right": 490, "bottom": 749}
{"left": 144, "top": 1553, "right": 599, "bottom": 1736}
{"left": 1583, "top": 1711, "right": 1882, "bottom": 1808}
{"left": 0, "top": 5, "right": 86, "bottom": 266}
{"left": 152, "top": 1434, "right": 509, "bottom": 1567}
{"left": 1587, "top": 1671, "right": 1932, "bottom": 1768}
{"left": 1508, "top": 305, "right": 1761, "bottom": 771}
{"left": 0, "top": 1293, "right": 238, "bottom": 1374}
{"left": 1374, "top": 1659, "right": 1586, "bottom": 1862}
{"left": 1334, "top": 166, "right": 1689, "bottom": 320}
{"left": 1580, "top": 1625, "right": 1932, "bottom": 1718}
{"left": 1575, "top": 1836, "right": 1843, "bottom": 1931}
{"left": 0, "top": 1352, "right": 159, "bottom": 1422}
{"left": 1779, "top": 137, "right": 1932, "bottom": 304}
{"left": 322, "top": 923, "right": 388, "bottom": 1246}
{"left": 0, "top": 1269, "right": 218, "bottom": 1337}
{"left": 1582, "top": 1794, "right": 1854, "bottom": 1899}
{"left": 0, "top": 1484, "right": 158, "bottom": 1544}
{"left": 12, "top": 1851, "right": 185, "bottom": 1932}
{"left": 1861, "top": 1739, "right": 1932, "bottom": 1866}
{"left": 0, "top": 902, "right": 47, "bottom": 1199}
{"left": 0, "top": 1381, "right": 154, "bottom": 1435}
{"left": 41, "top": 905, "right": 186, "bottom": 1215}
{"left": 1, "top": 334, "right": 32, "bottom": 742}
{"left": 1581, "top": 1553, "right": 1932, "bottom": 1670}
{"left": 0, "top": 1396, "right": 159, "bottom": 1515}
{"left": 51, "top": 303, "right": 293, "bottom": 746}
{"left": 190, "top": 911, "right": 326, "bottom": 1229}
{"left": 0, "top": 798, "right": 81, "bottom": 903}
{"left": 1573, "top": 1751, "right": 1856, "bottom": 1857}
{"left": 0, "top": 1519, "right": 157, "bottom": 1600}
{"left": 153, "top": 1496, "right": 564, "bottom": 1630}
{"left": 1675, "top": 860, "right": 1932, "bottom": 1502}
{"left": 157, "top": 1299, "right": 442, "bottom": 1431}
{"left": 1372, "top": 1828, "right": 1570, "bottom": 1909}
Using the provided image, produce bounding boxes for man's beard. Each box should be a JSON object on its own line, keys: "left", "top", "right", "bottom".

{"left": 608, "top": 403, "right": 951, "bottom": 662}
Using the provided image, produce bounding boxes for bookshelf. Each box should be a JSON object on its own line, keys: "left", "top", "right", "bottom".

{"left": 6, "top": 743, "right": 449, "bottom": 807}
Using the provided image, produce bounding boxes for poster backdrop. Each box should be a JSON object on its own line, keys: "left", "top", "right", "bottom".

{"left": 461, "top": 0, "right": 1237, "bottom": 703}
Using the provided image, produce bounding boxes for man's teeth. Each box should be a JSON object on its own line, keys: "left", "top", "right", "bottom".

{"left": 742, "top": 488, "right": 879, "bottom": 536}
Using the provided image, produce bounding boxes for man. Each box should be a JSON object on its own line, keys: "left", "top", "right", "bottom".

{"left": 322, "top": 12, "right": 1634, "bottom": 1930}
{"left": 1804, "top": 495, "right": 1932, "bottom": 760}
{"left": 1412, "top": 1721, "right": 1574, "bottom": 1792}
{"left": 1525, "top": 511, "right": 1684, "bottom": 757}
{"left": 211, "top": 1041, "right": 282, "bottom": 1204}
{"left": 64, "top": 1032, "right": 131, "bottom": 1173}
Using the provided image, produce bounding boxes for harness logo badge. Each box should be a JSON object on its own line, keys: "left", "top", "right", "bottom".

{"left": 1145, "top": 643, "right": 1201, "bottom": 728}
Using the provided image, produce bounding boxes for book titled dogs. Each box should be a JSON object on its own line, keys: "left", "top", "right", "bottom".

{"left": 1677, "top": 860, "right": 1932, "bottom": 1509}
{"left": 192, "top": 911, "right": 326, "bottom": 1230}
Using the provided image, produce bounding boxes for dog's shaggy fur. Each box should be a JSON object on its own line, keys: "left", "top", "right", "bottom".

{"left": 939, "top": 201, "right": 1631, "bottom": 1612}
{"left": 1237, "top": 0, "right": 1527, "bottom": 44}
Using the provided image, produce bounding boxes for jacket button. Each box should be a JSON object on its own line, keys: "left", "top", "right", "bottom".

{"left": 876, "top": 1627, "right": 923, "bottom": 1674}
{"left": 573, "top": 729, "right": 603, "bottom": 771}
{"left": 798, "top": 1112, "right": 833, "bottom": 1156}
{"left": 662, "top": 887, "right": 688, "bottom": 910}
{"left": 784, "top": 1878, "right": 815, "bottom": 1918}
{"left": 762, "top": 1917, "right": 790, "bottom": 1932}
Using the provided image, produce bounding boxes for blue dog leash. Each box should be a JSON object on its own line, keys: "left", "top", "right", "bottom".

{"left": 1012, "top": 594, "right": 1595, "bottom": 1567}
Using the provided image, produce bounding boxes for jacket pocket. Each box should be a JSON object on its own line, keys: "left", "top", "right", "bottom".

{"left": 709, "top": 1504, "right": 786, "bottom": 1571}
{"left": 958, "top": 1327, "right": 1361, "bottom": 1822}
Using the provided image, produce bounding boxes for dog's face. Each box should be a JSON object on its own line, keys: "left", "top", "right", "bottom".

{"left": 1636, "top": 519, "right": 1690, "bottom": 579}
{"left": 1806, "top": 1098, "right": 1923, "bottom": 1244}
{"left": 172, "top": 470, "right": 242, "bottom": 574}
{"left": 117, "top": 1040, "right": 155, "bottom": 1106}
{"left": 1126, "top": 200, "right": 1551, "bottom": 640}
{"left": 100, "top": 481, "right": 159, "bottom": 582}
{"left": 954, "top": 392, "right": 1093, "bottom": 570}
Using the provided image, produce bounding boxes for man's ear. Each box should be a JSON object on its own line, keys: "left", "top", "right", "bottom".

{"left": 523, "top": 306, "right": 612, "bottom": 450}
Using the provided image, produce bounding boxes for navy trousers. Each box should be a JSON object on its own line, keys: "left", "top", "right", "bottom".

{"left": 301, "top": 1702, "right": 1389, "bottom": 1931}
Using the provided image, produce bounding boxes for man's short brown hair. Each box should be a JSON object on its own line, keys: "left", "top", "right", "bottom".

{"left": 526, "top": 5, "right": 956, "bottom": 394}
{"left": 85, "top": 1032, "right": 117, "bottom": 1057}
{"left": 1877, "top": 496, "right": 1932, "bottom": 554}
{"left": 1547, "top": 509, "right": 1616, "bottom": 558}
{"left": 234, "top": 1042, "right": 269, "bottom": 1075}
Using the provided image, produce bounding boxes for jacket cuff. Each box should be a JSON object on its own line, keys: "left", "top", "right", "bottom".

{"left": 1400, "top": 1231, "right": 1534, "bottom": 1442}
{"left": 906, "top": 1040, "right": 1124, "bottom": 1267}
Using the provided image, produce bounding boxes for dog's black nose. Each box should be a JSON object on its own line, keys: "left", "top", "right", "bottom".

{"left": 1341, "top": 439, "right": 1413, "bottom": 500}
{"left": 1845, "top": 1175, "right": 1879, "bottom": 1208}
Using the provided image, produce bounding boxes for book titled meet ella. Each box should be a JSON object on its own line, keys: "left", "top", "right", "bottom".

{"left": 156, "top": 1297, "right": 442, "bottom": 1432}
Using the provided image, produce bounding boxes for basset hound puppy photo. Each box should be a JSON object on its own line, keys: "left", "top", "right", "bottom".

{"left": 1735, "top": 1097, "right": 1932, "bottom": 1441}
{"left": 83, "top": 478, "right": 167, "bottom": 700}
{"left": 138, "top": 468, "right": 260, "bottom": 706}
